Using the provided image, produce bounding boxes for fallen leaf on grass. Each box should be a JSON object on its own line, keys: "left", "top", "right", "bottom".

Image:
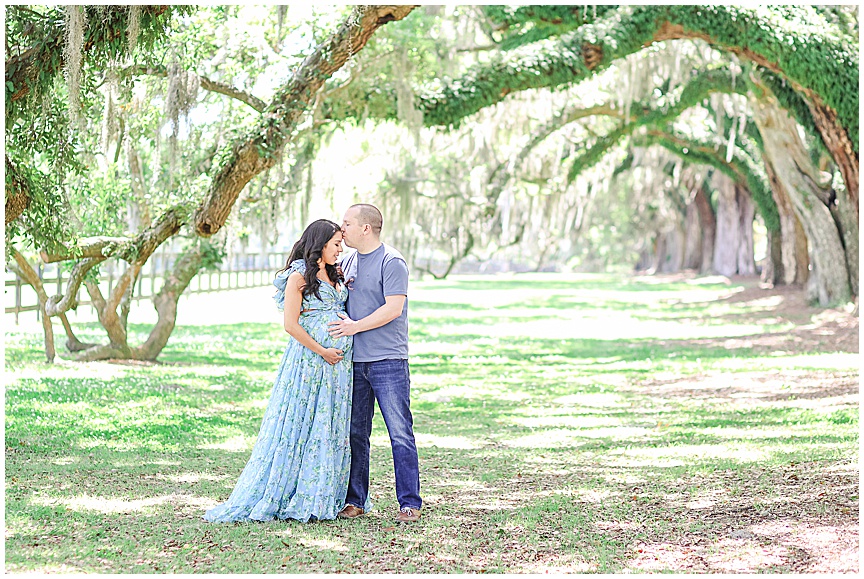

{"left": 382, "top": 527, "right": 396, "bottom": 532}
{"left": 406, "top": 543, "right": 416, "bottom": 553}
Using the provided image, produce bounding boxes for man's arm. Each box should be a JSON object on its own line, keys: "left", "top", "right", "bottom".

{"left": 328, "top": 294, "right": 405, "bottom": 337}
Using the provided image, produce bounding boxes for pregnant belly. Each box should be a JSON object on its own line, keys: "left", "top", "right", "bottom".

{"left": 301, "top": 311, "right": 353, "bottom": 354}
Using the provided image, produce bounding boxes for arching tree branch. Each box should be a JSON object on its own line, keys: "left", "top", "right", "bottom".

{"left": 124, "top": 65, "right": 267, "bottom": 113}
{"left": 419, "top": 5, "right": 857, "bottom": 165}
{"left": 40, "top": 205, "right": 185, "bottom": 265}
{"left": 193, "top": 5, "right": 418, "bottom": 238}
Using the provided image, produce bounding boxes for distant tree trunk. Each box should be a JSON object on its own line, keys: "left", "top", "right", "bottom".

{"left": 736, "top": 189, "right": 756, "bottom": 276}
{"left": 763, "top": 159, "right": 809, "bottom": 286}
{"left": 751, "top": 92, "right": 852, "bottom": 305}
{"left": 659, "top": 224, "right": 684, "bottom": 273}
{"left": 712, "top": 173, "right": 756, "bottom": 277}
{"left": 682, "top": 200, "right": 702, "bottom": 270}
{"left": 692, "top": 185, "right": 716, "bottom": 273}
{"left": 634, "top": 240, "right": 653, "bottom": 272}
{"left": 648, "top": 232, "right": 665, "bottom": 275}
{"left": 763, "top": 228, "right": 781, "bottom": 286}
{"left": 712, "top": 173, "right": 739, "bottom": 276}
{"left": 126, "top": 143, "right": 151, "bottom": 230}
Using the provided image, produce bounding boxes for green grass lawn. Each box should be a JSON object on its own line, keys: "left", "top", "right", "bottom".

{"left": 4, "top": 273, "right": 859, "bottom": 573}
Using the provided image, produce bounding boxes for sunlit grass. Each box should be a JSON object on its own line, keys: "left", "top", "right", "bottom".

{"left": 4, "top": 273, "right": 858, "bottom": 573}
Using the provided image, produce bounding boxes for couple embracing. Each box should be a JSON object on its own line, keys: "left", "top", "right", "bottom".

{"left": 204, "top": 204, "right": 422, "bottom": 524}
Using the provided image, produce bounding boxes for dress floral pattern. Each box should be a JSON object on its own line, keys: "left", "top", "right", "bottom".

{"left": 204, "top": 260, "right": 358, "bottom": 523}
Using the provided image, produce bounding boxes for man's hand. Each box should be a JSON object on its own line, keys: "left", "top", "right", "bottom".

{"left": 328, "top": 312, "right": 359, "bottom": 338}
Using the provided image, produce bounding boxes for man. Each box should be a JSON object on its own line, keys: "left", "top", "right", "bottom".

{"left": 328, "top": 204, "right": 422, "bottom": 523}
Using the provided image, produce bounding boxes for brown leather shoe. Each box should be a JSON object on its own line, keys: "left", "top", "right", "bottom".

{"left": 395, "top": 506, "right": 421, "bottom": 522}
{"left": 337, "top": 505, "right": 364, "bottom": 519}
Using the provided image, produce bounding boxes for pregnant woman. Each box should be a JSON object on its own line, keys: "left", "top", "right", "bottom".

{"left": 204, "top": 219, "right": 354, "bottom": 523}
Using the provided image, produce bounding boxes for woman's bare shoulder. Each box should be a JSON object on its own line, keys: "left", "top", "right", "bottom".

{"left": 288, "top": 270, "right": 306, "bottom": 289}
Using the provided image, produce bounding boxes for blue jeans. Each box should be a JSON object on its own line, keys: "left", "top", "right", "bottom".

{"left": 346, "top": 359, "right": 422, "bottom": 511}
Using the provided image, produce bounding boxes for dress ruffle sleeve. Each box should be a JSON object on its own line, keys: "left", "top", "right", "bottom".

{"left": 273, "top": 259, "right": 307, "bottom": 311}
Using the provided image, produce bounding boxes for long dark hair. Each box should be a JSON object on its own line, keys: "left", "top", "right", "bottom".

{"left": 277, "top": 219, "right": 344, "bottom": 301}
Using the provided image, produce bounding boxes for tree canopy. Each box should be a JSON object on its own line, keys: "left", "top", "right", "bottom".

{"left": 4, "top": 5, "right": 859, "bottom": 363}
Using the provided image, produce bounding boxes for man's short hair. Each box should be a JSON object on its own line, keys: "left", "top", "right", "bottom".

{"left": 351, "top": 203, "right": 383, "bottom": 235}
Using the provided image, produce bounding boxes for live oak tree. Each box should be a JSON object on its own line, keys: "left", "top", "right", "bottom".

{"left": 402, "top": 5, "right": 857, "bottom": 304}
{"left": 5, "top": 5, "right": 416, "bottom": 362}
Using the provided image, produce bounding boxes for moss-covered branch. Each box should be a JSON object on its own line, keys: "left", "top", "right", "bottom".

{"left": 566, "top": 67, "right": 747, "bottom": 183}
{"left": 482, "top": 5, "right": 620, "bottom": 51}
{"left": 125, "top": 65, "right": 267, "bottom": 113}
{"left": 419, "top": 5, "right": 858, "bottom": 156}
{"left": 193, "top": 5, "right": 417, "bottom": 238}
{"left": 40, "top": 205, "right": 185, "bottom": 266}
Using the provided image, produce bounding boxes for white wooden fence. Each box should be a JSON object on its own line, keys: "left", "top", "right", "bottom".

{"left": 5, "top": 248, "right": 292, "bottom": 324}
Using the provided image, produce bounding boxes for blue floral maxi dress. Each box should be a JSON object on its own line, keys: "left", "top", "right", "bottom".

{"left": 204, "top": 260, "right": 354, "bottom": 523}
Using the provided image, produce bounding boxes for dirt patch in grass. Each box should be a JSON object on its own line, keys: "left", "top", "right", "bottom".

{"left": 709, "top": 281, "right": 857, "bottom": 353}
{"left": 618, "top": 282, "right": 859, "bottom": 573}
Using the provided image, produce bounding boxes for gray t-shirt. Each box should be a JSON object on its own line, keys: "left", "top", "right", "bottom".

{"left": 341, "top": 243, "right": 409, "bottom": 362}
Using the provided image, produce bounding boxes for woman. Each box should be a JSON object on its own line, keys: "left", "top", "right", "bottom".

{"left": 204, "top": 219, "right": 357, "bottom": 523}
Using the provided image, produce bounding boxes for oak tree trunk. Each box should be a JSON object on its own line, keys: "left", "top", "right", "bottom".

{"left": 827, "top": 182, "right": 859, "bottom": 296}
{"left": 712, "top": 174, "right": 757, "bottom": 277}
{"left": 807, "top": 99, "right": 858, "bottom": 218}
{"left": 736, "top": 188, "right": 756, "bottom": 276}
{"left": 763, "top": 228, "right": 781, "bottom": 286}
{"left": 682, "top": 200, "right": 702, "bottom": 271}
{"left": 648, "top": 232, "right": 665, "bottom": 275}
{"left": 692, "top": 185, "right": 716, "bottom": 274}
{"left": 751, "top": 93, "right": 851, "bottom": 305}
{"left": 659, "top": 225, "right": 685, "bottom": 274}
{"left": 712, "top": 173, "right": 740, "bottom": 277}
{"left": 763, "top": 159, "right": 809, "bottom": 286}
{"left": 133, "top": 246, "right": 205, "bottom": 361}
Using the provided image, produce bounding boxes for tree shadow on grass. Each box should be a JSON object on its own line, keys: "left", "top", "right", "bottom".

{"left": 5, "top": 275, "right": 858, "bottom": 573}
{"left": 6, "top": 399, "right": 857, "bottom": 573}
